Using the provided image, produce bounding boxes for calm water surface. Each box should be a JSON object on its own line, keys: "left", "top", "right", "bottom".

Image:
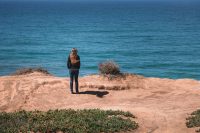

{"left": 0, "top": 1, "right": 200, "bottom": 79}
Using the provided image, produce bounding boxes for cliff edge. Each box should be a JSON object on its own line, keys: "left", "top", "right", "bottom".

{"left": 0, "top": 72, "right": 200, "bottom": 133}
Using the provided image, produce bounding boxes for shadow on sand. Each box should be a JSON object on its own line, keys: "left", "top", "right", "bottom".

{"left": 78, "top": 91, "right": 109, "bottom": 98}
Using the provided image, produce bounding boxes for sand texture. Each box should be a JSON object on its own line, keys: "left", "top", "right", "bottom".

{"left": 0, "top": 72, "right": 200, "bottom": 133}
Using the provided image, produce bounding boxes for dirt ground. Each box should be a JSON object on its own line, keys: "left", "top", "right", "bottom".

{"left": 0, "top": 72, "right": 200, "bottom": 133}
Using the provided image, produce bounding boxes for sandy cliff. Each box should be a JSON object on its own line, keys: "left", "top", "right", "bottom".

{"left": 0, "top": 72, "right": 200, "bottom": 133}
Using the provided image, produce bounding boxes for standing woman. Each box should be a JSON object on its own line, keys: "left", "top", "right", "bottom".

{"left": 67, "top": 48, "right": 80, "bottom": 94}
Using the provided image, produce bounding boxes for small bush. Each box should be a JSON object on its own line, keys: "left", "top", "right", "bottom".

{"left": 11, "top": 67, "right": 50, "bottom": 76}
{"left": 186, "top": 109, "right": 200, "bottom": 132}
{"left": 0, "top": 109, "right": 138, "bottom": 133}
{"left": 98, "top": 60, "right": 120, "bottom": 75}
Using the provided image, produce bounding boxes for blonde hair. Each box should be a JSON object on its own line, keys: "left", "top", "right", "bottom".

{"left": 70, "top": 48, "right": 78, "bottom": 64}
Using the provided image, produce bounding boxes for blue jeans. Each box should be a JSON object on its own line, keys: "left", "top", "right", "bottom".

{"left": 69, "top": 69, "right": 79, "bottom": 93}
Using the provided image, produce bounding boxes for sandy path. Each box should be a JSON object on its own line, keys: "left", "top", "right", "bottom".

{"left": 0, "top": 72, "right": 200, "bottom": 133}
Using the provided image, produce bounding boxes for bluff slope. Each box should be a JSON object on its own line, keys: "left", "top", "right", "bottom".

{"left": 0, "top": 72, "right": 200, "bottom": 133}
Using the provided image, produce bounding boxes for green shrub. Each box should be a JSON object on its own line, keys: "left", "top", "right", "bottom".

{"left": 0, "top": 109, "right": 138, "bottom": 133}
{"left": 186, "top": 109, "right": 200, "bottom": 132}
{"left": 98, "top": 60, "right": 120, "bottom": 75}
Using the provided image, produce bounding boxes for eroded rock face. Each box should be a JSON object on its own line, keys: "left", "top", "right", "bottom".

{"left": 0, "top": 72, "right": 200, "bottom": 133}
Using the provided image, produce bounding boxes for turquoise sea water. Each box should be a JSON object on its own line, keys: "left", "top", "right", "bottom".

{"left": 0, "top": 1, "right": 200, "bottom": 79}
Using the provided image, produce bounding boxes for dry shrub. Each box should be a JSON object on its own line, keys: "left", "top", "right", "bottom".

{"left": 98, "top": 60, "right": 120, "bottom": 75}
{"left": 11, "top": 67, "right": 50, "bottom": 76}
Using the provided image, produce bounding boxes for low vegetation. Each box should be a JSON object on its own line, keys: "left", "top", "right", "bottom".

{"left": 186, "top": 109, "right": 200, "bottom": 132}
{"left": 98, "top": 60, "right": 120, "bottom": 75}
{"left": 0, "top": 109, "right": 138, "bottom": 133}
{"left": 11, "top": 67, "right": 50, "bottom": 76}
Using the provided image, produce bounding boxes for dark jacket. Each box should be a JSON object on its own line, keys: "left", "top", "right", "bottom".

{"left": 67, "top": 55, "right": 80, "bottom": 69}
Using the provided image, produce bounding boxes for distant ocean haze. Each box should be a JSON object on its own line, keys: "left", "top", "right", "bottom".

{"left": 0, "top": 1, "right": 200, "bottom": 79}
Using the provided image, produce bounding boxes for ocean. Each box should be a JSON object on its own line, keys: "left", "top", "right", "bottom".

{"left": 0, "top": 1, "right": 200, "bottom": 79}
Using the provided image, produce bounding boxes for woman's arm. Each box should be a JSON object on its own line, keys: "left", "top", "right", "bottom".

{"left": 67, "top": 56, "right": 71, "bottom": 69}
{"left": 77, "top": 56, "right": 80, "bottom": 69}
